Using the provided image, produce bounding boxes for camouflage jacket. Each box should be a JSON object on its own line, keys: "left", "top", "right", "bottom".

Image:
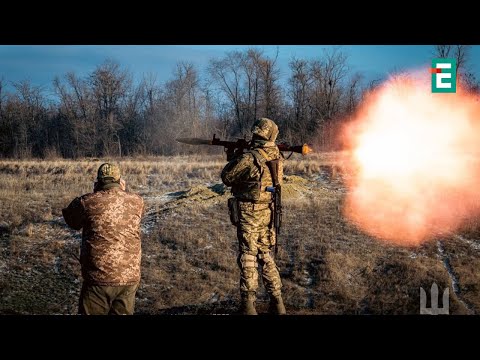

{"left": 221, "top": 142, "right": 284, "bottom": 203}
{"left": 62, "top": 187, "right": 144, "bottom": 286}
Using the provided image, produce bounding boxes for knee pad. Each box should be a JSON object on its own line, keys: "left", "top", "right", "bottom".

{"left": 239, "top": 253, "right": 257, "bottom": 269}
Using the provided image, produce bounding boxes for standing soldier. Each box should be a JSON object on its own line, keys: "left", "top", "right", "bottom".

{"left": 62, "top": 163, "right": 144, "bottom": 315}
{"left": 221, "top": 118, "right": 286, "bottom": 315}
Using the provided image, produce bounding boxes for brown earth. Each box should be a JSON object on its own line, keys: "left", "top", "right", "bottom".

{"left": 0, "top": 154, "right": 479, "bottom": 315}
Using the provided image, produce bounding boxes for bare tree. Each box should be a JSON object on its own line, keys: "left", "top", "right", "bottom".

{"left": 209, "top": 48, "right": 283, "bottom": 138}
{"left": 310, "top": 48, "right": 348, "bottom": 123}
{"left": 308, "top": 48, "right": 349, "bottom": 150}
{"left": 434, "top": 45, "right": 478, "bottom": 92}
{"left": 241, "top": 49, "right": 260, "bottom": 124}
{"left": 434, "top": 45, "right": 452, "bottom": 58}
{"left": 133, "top": 73, "right": 157, "bottom": 155}
{"left": 53, "top": 72, "right": 96, "bottom": 158}
{"left": 256, "top": 49, "right": 282, "bottom": 119}
{"left": 286, "top": 58, "right": 312, "bottom": 142}
{"left": 0, "top": 77, "right": 14, "bottom": 157}
{"left": 11, "top": 80, "right": 48, "bottom": 158}
{"left": 0, "top": 77, "right": 4, "bottom": 119}
{"left": 0, "top": 48, "right": 371, "bottom": 158}
{"left": 461, "top": 71, "right": 480, "bottom": 94}
{"left": 434, "top": 45, "right": 471, "bottom": 76}
{"left": 208, "top": 51, "right": 244, "bottom": 135}
{"left": 453, "top": 45, "right": 471, "bottom": 76}
{"left": 345, "top": 72, "right": 363, "bottom": 114}
{"left": 89, "top": 59, "right": 131, "bottom": 157}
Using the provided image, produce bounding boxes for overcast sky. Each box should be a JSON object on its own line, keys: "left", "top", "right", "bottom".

{"left": 1, "top": 45, "right": 479, "bottom": 94}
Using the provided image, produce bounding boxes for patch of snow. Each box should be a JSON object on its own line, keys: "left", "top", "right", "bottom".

{"left": 209, "top": 292, "right": 220, "bottom": 303}
{"left": 437, "top": 240, "right": 475, "bottom": 314}
{"left": 53, "top": 256, "right": 60, "bottom": 273}
{"left": 455, "top": 235, "right": 480, "bottom": 251}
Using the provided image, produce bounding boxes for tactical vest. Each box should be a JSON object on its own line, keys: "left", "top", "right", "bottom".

{"left": 232, "top": 148, "right": 275, "bottom": 203}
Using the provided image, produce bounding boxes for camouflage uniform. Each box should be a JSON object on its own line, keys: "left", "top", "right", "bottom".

{"left": 62, "top": 163, "right": 144, "bottom": 315}
{"left": 221, "top": 118, "right": 286, "bottom": 315}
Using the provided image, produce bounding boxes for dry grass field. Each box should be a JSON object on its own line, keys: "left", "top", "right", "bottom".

{"left": 1, "top": 153, "right": 479, "bottom": 315}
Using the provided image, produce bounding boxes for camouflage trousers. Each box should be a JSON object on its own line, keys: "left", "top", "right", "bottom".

{"left": 78, "top": 282, "right": 139, "bottom": 315}
{"left": 236, "top": 201, "right": 282, "bottom": 297}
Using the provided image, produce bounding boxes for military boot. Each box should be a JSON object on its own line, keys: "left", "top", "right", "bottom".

{"left": 269, "top": 294, "right": 286, "bottom": 315}
{"left": 240, "top": 292, "right": 257, "bottom": 315}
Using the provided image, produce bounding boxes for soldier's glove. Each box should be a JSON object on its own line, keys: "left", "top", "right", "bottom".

{"left": 226, "top": 148, "right": 242, "bottom": 161}
{"left": 226, "top": 148, "right": 235, "bottom": 161}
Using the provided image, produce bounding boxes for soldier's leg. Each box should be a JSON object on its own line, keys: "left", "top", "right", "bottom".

{"left": 258, "top": 251, "right": 286, "bottom": 315}
{"left": 258, "top": 208, "right": 286, "bottom": 315}
{"left": 258, "top": 251, "right": 282, "bottom": 298}
{"left": 78, "top": 283, "right": 110, "bottom": 315}
{"left": 109, "top": 284, "right": 139, "bottom": 315}
{"left": 237, "top": 235, "right": 259, "bottom": 315}
{"left": 237, "top": 202, "right": 261, "bottom": 315}
{"left": 237, "top": 250, "right": 259, "bottom": 295}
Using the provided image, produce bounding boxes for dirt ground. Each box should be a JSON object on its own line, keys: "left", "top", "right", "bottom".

{"left": 1, "top": 154, "right": 479, "bottom": 315}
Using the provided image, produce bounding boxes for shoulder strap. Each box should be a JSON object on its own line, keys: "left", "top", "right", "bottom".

{"left": 250, "top": 149, "right": 267, "bottom": 168}
{"left": 256, "top": 148, "right": 269, "bottom": 160}
{"left": 250, "top": 149, "right": 270, "bottom": 181}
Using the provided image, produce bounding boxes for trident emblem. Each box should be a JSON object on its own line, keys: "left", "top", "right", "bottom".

{"left": 420, "top": 282, "right": 449, "bottom": 315}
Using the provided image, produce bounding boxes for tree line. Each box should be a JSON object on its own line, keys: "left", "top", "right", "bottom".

{"left": 0, "top": 46, "right": 477, "bottom": 159}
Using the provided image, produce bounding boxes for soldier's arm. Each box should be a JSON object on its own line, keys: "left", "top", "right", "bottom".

{"left": 62, "top": 197, "right": 85, "bottom": 230}
{"left": 221, "top": 153, "right": 253, "bottom": 186}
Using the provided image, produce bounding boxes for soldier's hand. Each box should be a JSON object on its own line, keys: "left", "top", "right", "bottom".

{"left": 226, "top": 148, "right": 235, "bottom": 161}
{"left": 120, "top": 178, "right": 126, "bottom": 191}
{"left": 233, "top": 148, "right": 243, "bottom": 158}
{"left": 227, "top": 148, "right": 243, "bottom": 161}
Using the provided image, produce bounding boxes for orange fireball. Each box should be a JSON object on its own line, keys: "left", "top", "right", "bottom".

{"left": 343, "top": 72, "right": 480, "bottom": 245}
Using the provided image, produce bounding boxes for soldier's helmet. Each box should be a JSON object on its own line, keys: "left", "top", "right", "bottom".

{"left": 97, "top": 163, "right": 121, "bottom": 182}
{"left": 251, "top": 118, "right": 279, "bottom": 142}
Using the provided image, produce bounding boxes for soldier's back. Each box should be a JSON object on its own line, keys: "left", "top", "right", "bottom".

{"left": 82, "top": 188, "right": 144, "bottom": 221}
{"left": 80, "top": 188, "right": 144, "bottom": 285}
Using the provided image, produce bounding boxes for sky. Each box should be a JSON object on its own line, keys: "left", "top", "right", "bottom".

{"left": 1, "top": 45, "right": 480, "bottom": 95}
